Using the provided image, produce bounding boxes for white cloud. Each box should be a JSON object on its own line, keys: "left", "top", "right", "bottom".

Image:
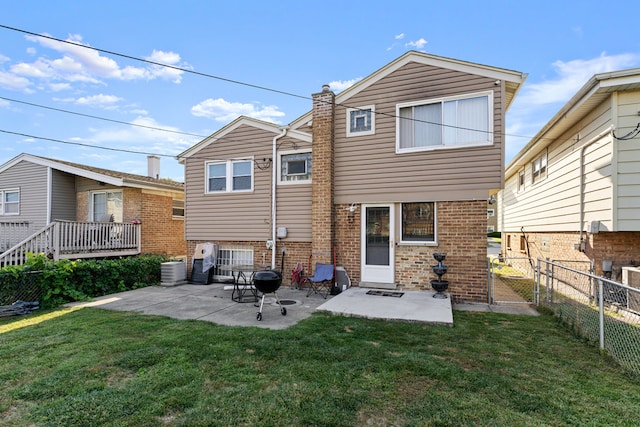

{"left": 506, "top": 51, "right": 640, "bottom": 163}
{"left": 0, "top": 70, "right": 33, "bottom": 91}
{"left": 328, "top": 77, "right": 362, "bottom": 92}
{"left": 6, "top": 33, "right": 187, "bottom": 90}
{"left": 0, "top": 54, "right": 9, "bottom": 63}
{"left": 74, "top": 94, "right": 123, "bottom": 108}
{"left": 395, "top": 33, "right": 405, "bottom": 40}
{"left": 406, "top": 38, "right": 428, "bottom": 50}
{"left": 191, "top": 98, "right": 286, "bottom": 123}
{"left": 49, "top": 82, "right": 71, "bottom": 92}
{"left": 519, "top": 52, "right": 640, "bottom": 106}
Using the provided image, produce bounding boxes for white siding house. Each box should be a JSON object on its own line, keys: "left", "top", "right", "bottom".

{"left": 501, "top": 69, "right": 640, "bottom": 278}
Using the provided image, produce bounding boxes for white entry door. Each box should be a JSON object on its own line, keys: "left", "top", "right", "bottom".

{"left": 361, "top": 204, "right": 395, "bottom": 284}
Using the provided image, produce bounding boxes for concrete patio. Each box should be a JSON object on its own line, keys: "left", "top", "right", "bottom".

{"left": 67, "top": 281, "right": 538, "bottom": 330}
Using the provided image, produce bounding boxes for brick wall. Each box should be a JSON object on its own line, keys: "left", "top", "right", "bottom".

{"left": 76, "top": 188, "right": 186, "bottom": 258}
{"left": 311, "top": 85, "right": 335, "bottom": 265}
{"left": 186, "top": 240, "right": 311, "bottom": 286}
{"left": 334, "top": 200, "right": 489, "bottom": 303}
{"left": 503, "top": 230, "right": 640, "bottom": 278}
{"left": 140, "top": 192, "right": 186, "bottom": 257}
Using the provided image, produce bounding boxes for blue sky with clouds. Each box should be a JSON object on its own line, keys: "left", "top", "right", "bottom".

{"left": 2, "top": 0, "right": 640, "bottom": 181}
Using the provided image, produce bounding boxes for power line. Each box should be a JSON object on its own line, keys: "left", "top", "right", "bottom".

{"left": 0, "top": 24, "right": 311, "bottom": 102}
{"left": 0, "top": 23, "right": 543, "bottom": 149}
{"left": 0, "top": 129, "right": 177, "bottom": 158}
{"left": 0, "top": 96, "right": 207, "bottom": 138}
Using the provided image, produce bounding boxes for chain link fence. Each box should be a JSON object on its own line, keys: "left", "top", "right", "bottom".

{"left": 0, "top": 269, "right": 43, "bottom": 317}
{"left": 540, "top": 259, "right": 640, "bottom": 376}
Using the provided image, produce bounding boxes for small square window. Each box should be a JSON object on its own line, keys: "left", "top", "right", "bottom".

{"left": 401, "top": 202, "right": 436, "bottom": 243}
{"left": 532, "top": 151, "right": 547, "bottom": 184}
{"left": 347, "top": 105, "right": 375, "bottom": 137}
{"left": 279, "top": 151, "right": 312, "bottom": 183}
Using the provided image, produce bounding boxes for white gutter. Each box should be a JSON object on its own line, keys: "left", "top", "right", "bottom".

{"left": 271, "top": 127, "right": 289, "bottom": 269}
{"left": 579, "top": 126, "right": 614, "bottom": 245}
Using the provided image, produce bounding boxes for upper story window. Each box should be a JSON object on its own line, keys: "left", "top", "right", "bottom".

{"left": 518, "top": 169, "right": 525, "bottom": 192}
{"left": 396, "top": 91, "right": 492, "bottom": 153}
{"left": 206, "top": 159, "right": 253, "bottom": 193}
{"left": 278, "top": 150, "right": 312, "bottom": 184}
{"left": 532, "top": 152, "right": 547, "bottom": 184}
{"left": 0, "top": 189, "right": 19, "bottom": 215}
{"left": 346, "top": 105, "right": 375, "bottom": 137}
{"left": 401, "top": 202, "right": 436, "bottom": 244}
{"left": 172, "top": 199, "right": 185, "bottom": 218}
{"left": 91, "top": 190, "right": 122, "bottom": 222}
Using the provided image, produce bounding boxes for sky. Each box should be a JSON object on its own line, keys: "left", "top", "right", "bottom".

{"left": 2, "top": 0, "right": 640, "bottom": 182}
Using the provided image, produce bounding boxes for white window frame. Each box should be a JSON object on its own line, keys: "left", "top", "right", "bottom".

{"left": 90, "top": 190, "right": 123, "bottom": 222}
{"left": 487, "top": 209, "right": 495, "bottom": 218}
{"left": 518, "top": 169, "right": 525, "bottom": 192}
{"left": 346, "top": 105, "right": 375, "bottom": 137}
{"left": 0, "top": 188, "right": 20, "bottom": 215}
{"left": 532, "top": 151, "right": 547, "bottom": 184}
{"left": 396, "top": 91, "right": 493, "bottom": 153}
{"left": 277, "top": 149, "right": 312, "bottom": 185}
{"left": 205, "top": 159, "right": 254, "bottom": 194}
{"left": 399, "top": 201, "right": 437, "bottom": 245}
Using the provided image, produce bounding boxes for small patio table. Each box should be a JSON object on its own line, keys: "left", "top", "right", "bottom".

{"left": 229, "top": 264, "right": 259, "bottom": 303}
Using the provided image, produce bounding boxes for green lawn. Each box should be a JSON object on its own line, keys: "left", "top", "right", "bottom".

{"left": 1, "top": 308, "right": 639, "bottom": 426}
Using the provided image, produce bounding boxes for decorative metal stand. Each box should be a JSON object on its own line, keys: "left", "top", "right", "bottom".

{"left": 430, "top": 253, "right": 449, "bottom": 299}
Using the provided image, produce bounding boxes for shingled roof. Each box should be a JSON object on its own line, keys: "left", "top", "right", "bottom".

{"left": 1, "top": 153, "right": 183, "bottom": 192}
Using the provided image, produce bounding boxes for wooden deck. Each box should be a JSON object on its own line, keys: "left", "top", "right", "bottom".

{"left": 0, "top": 220, "right": 141, "bottom": 266}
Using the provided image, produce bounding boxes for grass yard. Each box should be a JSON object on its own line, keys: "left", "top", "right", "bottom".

{"left": 1, "top": 308, "right": 639, "bottom": 426}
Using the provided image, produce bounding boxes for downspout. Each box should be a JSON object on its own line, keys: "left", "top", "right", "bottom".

{"left": 578, "top": 126, "right": 614, "bottom": 247}
{"left": 271, "top": 127, "right": 289, "bottom": 269}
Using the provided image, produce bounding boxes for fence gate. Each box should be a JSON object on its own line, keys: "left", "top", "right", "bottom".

{"left": 489, "top": 256, "right": 538, "bottom": 305}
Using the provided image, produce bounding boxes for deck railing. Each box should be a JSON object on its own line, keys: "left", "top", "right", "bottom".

{"left": 0, "top": 221, "right": 32, "bottom": 252}
{"left": 0, "top": 221, "right": 141, "bottom": 266}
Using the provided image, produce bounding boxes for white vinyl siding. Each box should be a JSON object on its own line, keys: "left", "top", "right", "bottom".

{"left": 616, "top": 90, "right": 640, "bottom": 230}
{"left": 502, "top": 98, "right": 613, "bottom": 233}
{"left": 397, "top": 91, "right": 492, "bottom": 153}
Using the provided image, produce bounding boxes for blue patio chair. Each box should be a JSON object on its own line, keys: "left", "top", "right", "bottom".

{"left": 305, "top": 263, "right": 334, "bottom": 299}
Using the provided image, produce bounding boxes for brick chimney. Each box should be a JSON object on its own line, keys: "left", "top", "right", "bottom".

{"left": 311, "top": 85, "right": 335, "bottom": 264}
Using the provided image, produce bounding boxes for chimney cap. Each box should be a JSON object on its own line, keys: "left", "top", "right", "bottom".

{"left": 322, "top": 84, "right": 331, "bottom": 92}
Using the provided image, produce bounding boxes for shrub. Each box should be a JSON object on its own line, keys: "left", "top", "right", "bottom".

{"left": 0, "top": 254, "right": 168, "bottom": 308}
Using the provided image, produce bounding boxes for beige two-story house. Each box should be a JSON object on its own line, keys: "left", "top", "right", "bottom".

{"left": 179, "top": 51, "right": 526, "bottom": 302}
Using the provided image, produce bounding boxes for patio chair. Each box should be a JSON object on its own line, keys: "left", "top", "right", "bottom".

{"left": 305, "top": 263, "right": 334, "bottom": 299}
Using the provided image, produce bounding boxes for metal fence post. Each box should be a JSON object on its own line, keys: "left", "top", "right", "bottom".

{"left": 598, "top": 279, "right": 605, "bottom": 350}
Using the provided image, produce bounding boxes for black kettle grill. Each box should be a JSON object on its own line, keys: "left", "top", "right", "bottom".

{"left": 253, "top": 270, "right": 287, "bottom": 321}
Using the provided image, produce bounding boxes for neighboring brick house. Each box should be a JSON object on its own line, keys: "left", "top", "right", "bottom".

{"left": 179, "top": 51, "right": 526, "bottom": 302}
{"left": 0, "top": 153, "right": 186, "bottom": 259}
{"left": 500, "top": 68, "right": 640, "bottom": 279}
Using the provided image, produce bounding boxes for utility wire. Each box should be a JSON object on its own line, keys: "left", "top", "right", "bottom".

{"left": 0, "top": 24, "right": 310, "bottom": 102}
{"left": 0, "top": 96, "right": 207, "bottom": 138}
{"left": 0, "top": 23, "right": 573, "bottom": 156}
{"left": 0, "top": 129, "right": 177, "bottom": 158}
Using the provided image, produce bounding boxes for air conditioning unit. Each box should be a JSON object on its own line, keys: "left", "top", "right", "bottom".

{"left": 160, "top": 261, "right": 187, "bottom": 287}
{"left": 622, "top": 266, "right": 640, "bottom": 314}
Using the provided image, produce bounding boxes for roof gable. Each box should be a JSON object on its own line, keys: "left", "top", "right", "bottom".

{"left": 506, "top": 67, "right": 640, "bottom": 176}
{"left": 289, "top": 50, "right": 527, "bottom": 129}
{"left": 0, "top": 153, "right": 183, "bottom": 192}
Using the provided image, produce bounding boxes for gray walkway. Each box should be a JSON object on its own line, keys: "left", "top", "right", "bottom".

{"left": 68, "top": 281, "right": 538, "bottom": 330}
